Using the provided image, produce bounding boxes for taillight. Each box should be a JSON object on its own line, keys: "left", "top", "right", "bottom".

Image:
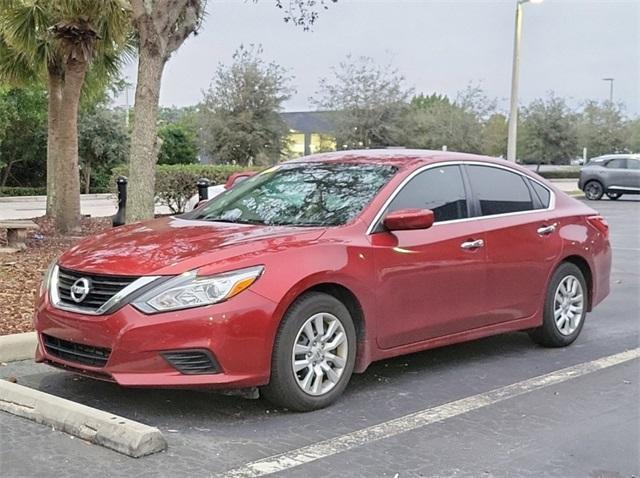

{"left": 587, "top": 215, "right": 609, "bottom": 238}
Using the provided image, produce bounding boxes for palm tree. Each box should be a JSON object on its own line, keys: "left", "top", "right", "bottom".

{"left": 0, "top": 0, "right": 130, "bottom": 233}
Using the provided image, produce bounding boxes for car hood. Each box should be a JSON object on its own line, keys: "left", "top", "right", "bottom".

{"left": 58, "top": 216, "right": 326, "bottom": 276}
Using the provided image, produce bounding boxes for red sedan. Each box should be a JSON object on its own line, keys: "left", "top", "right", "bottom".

{"left": 35, "top": 150, "right": 611, "bottom": 411}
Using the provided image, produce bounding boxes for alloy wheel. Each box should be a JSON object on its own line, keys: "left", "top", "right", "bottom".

{"left": 291, "top": 312, "right": 348, "bottom": 396}
{"left": 584, "top": 181, "right": 603, "bottom": 200}
{"left": 553, "top": 275, "right": 584, "bottom": 336}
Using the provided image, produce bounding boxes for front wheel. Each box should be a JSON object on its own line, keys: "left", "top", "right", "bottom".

{"left": 529, "top": 263, "right": 587, "bottom": 347}
{"left": 262, "top": 292, "right": 356, "bottom": 411}
{"left": 584, "top": 180, "right": 604, "bottom": 200}
{"left": 606, "top": 192, "right": 622, "bottom": 200}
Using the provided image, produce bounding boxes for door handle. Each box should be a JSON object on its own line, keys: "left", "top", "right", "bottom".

{"left": 461, "top": 239, "right": 484, "bottom": 250}
{"left": 537, "top": 223, "right": 557, "bottom": 236}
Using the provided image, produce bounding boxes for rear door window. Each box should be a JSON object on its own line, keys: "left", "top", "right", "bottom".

{"left": 627, "top": 159, "right": 640, "bottom": 170}
{"left": 466, "top": 165, "right": 534, "bottom": 216}
{"left": 528, "top": 179, "right": 551, "bottom": 208}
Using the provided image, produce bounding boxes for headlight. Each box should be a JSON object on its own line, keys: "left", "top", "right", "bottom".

{"left": 41, "top": 259, "right": 58, "bottom": 297}
{"left": 132, "top": 265, "right": 264, "bottom": 313}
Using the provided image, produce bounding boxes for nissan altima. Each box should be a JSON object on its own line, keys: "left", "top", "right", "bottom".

{"left": 35, "top": 150, "right": 611, "bottom": 411}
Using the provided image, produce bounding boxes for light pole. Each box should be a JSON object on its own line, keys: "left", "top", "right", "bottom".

{"left": 602, "top": 78, "right": 614, "bottom": 103}
{"left": 507, "top": 0, "right": 543, "bottom": 162}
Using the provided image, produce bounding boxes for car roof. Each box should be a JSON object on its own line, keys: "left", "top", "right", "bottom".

{"left": 285, "top": 149, "right": 509, "bottom": 168}
{"left": 590, "top": 153, "right": 640, "bottom": 162}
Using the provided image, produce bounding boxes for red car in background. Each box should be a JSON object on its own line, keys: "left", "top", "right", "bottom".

{"left": 35, "top": 150, "right": 611, "bottom": 411}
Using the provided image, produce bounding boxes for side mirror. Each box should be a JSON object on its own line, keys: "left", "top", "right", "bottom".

{"left": 225, "top": 172, "right": 256, "bottom": 189}
{"left": 383, "top": 209, "right": 434, "bottom": 231}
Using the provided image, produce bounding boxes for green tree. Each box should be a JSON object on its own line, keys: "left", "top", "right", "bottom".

{"left": 126, "top": 0, "right": 336, "bottom": 222}
{"left": 200, "top": 45, "right": 293, "bottom": 166}
{"left": 410, "top": 93, "right": 450, "bottom": 110}
{"left": 627, "top": 118, "right": 640, "bottom": 153}
{"left": 0, "top": 0, "right": 130, "bottom": 232}
{"left": 0, "top": 86, "right": 47, "bottom": 187}
{"left": 577, "top": 101, "right": 629, "bottom": 158}
{"left": 78, "top": 106, "right": 129, "bottom": 194}
{"left": 481, "top": 113, "right": 508, "bottom": 157}
{"left": 158, "top": 123, "right": 198, "bottom": 165}
{"left": 313, "top": 55, "right": 410, "bottom": 149}
{"left": 400, "top": 91, "right": 485, "bottom": 153}
{"left": 519, "top": 94, "right": 578, "bottom": 165}
{"left": 158, "top": 105, "right": 199, "bottom": 126}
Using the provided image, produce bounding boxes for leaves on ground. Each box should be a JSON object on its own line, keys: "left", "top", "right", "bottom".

{"left": 0, "top": 216, "right": 110, "bottom": 335}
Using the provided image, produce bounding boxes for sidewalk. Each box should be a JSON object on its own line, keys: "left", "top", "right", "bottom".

{"left": 549, "top": 178, "right": 580, "bottom": 194}
{"left": 0, "top": 194, "right": 170, "bottom": 221}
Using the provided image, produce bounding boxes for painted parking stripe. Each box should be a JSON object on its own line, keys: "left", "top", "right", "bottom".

{"left": 219, "top": 348, "right": 640, "bottom": 478}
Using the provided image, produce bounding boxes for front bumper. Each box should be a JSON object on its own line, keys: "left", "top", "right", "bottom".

{"left": 577, "top": 176, "right": 584, "bottom": 191}
{"left": 34, "top": 290, "right": 279, "bottom": 389}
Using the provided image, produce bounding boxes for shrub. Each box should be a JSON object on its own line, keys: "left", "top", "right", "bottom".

{"left": 111, "top": 164, "right": 257, "bottom": 213}
{"left": 0, "top": 186, "right": 47, "bottom": 196}
{"left": 537, "top": 169, "right": 580, "bottom": 179}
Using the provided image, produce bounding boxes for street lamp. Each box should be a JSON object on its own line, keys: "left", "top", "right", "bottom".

{"left": 602, "top": 78, "right": 614, "bottom": 103}
{"left": 507, "top": 0, "right": 543, "bottom": 162}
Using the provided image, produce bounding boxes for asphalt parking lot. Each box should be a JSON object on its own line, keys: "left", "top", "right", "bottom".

{"left": 1, "top": 198, "right": 639, "bottom": 478}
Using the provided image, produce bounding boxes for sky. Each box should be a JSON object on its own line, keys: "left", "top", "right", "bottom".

{"left": 114, "top": 0, "right": 640, "bottom": 116}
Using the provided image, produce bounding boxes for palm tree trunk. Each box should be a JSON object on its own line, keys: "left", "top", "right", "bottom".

{"left": 46, "top": 70, "right": 63, "bottom": 216}
{"left": 126, "top": 50, "right": 166, "bottom": 223}
{"left": 54, "top": 59, "right": 86, "bottom": 234}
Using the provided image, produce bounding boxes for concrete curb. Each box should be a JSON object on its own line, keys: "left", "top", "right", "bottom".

{"left": 0, "top": 379, "right": 167, "bottom": 457}
{"left": 0, "top": 332, "right": 37, "bottom": 363}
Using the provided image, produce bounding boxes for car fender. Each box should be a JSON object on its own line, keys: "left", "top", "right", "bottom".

{"left": 249, "top": 245, "right": 380, "bottom": 371}
{"left": 555, "top": 217, "right": 610, "bottom": 310}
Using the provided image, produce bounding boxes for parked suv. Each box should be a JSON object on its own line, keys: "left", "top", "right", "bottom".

{"left": 578, "top": 154, "right": 640, "bottom": 200}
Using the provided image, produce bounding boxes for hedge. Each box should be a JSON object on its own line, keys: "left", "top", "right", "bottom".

{"left": 536, "top": 169, "right": 580, "bottom": 179}
{"left": 111, "top": 164, "right": 258, "bottom": 213}
{"left": 0, "top": 186, "right": 47, "bottom": 197}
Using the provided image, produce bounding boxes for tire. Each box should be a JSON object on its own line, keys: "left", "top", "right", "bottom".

{"left": 584, "top": 180, "right": 604, "bottom": 200}
{"left": 606, "top": 192, "right": 622, "bottom": 200}
{"left": 262, "top": 292, "right": 356, "bottom": 411}
{"left": 529, "top": 263, "right": 588, "bottom": 347}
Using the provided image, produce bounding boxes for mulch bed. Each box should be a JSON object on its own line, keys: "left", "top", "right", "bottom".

{"left": 0, "top": 216, "right": 111, "bottom": 336}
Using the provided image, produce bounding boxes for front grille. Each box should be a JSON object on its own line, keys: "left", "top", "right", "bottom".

{"left": 161, "top": 350, "right": 220, "bottom": 374}
{"left": 43, "top": 334, "right": 111, "bottom": 367}
{"left": 57, "top": 267, "right": 138, "bottom": 312}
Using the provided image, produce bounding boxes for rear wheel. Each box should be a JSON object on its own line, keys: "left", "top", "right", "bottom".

{"left": 584, "top": 180, "right": 604, "bottom": 200}
{"left": 262, "top": 292, "right": 356, "bottom": 411}
{"left": 606, "top": 192, "right": 622, "bottom": 200}
{"left": 529, "top": 263, "right": 587, "bottom": 347}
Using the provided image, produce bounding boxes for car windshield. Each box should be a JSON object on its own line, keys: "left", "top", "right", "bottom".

{"left": 183, "top": 163, "right": 397, "bottom": 227}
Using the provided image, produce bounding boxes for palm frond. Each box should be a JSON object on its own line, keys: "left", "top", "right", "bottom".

{"left": 0, "top": 31, "right": 41, "bottom": 84}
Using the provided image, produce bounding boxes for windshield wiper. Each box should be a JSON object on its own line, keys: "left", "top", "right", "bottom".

{"left": 205, "top": 217, "right": 268, "bottom": 225}
{"left": 202, "top": 217, "right": 328, "bottom": 227}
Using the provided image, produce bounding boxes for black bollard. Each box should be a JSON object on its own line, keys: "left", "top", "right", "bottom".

{"left": 197, "top": 178, "right": 210, "bottom": 202}
{"left": 112, "top": 176, "right": 128, "bottom": 227}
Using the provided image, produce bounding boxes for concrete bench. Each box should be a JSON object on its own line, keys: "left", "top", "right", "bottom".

{"left": 0, "top": 220, "right": 39, "bottom": 252}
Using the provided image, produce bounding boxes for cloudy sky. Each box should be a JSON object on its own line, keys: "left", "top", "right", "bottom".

{"left": 115, "top": 0, "right": 639, "bottom": 115}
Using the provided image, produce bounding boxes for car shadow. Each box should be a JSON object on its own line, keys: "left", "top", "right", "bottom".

{"left": 603, "top": 197, "right": 640, "bottom": 202}
{"left": 24, "top": 331, "right": 541, "bottom": 428}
